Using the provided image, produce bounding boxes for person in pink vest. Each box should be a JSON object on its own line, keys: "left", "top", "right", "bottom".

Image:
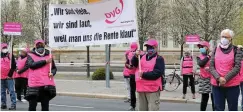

{"left": 14, "top": 48, "right": 29, "bottom": 102}
{"left": 131, "top": 39, "right": 165, "bottom": 111}
{"left": 25, "top": 40, "right": 57, "bottom": 111}
{"left": 180, "top": 50, "right": 196, "bottom": 99}
{"left": 123, "top": 42, "right": 139, "bottom": 111}
{"left": 237, "top": 45, "right": 243, "bottom": 111}
{"left": 123, "top": 50, "right": 131, "bottom": 103}
{"left": 209, "top": 29, "right": 242, "bottom": 111}
{"left": 1, "top": 43, "right": 17, "bottom": 110}
{"left": 196, "top": 41, "right": 215, "bottom": 111}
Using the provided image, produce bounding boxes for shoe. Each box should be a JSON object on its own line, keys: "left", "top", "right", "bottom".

{"left": 182, "top": 94, "right": 186, "bottom": 99}
{"left": 129, "top": 107, "right": 135, "bottom": 111}
{"left": 1, "top": 105, "right": 7, "bottom": 109}
{"left": 192, "top": 94, "right": 196, "bottom": 99}
{"left": 9, "top": 106, "right": 16, "bottom": 110}
{"left": 21, "top": 99, "right": 27, "bottom": 102}
{"left": 124, "top": 99, "right": 131, "bottom": 103}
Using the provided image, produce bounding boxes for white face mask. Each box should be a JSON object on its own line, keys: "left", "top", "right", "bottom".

{"left": 220, "top": 38, "right": 230, "bottom": 46}
{"left": 220, "top": 38, "right": 230, "bottom": 49}
{"left": 2, "top": 48, "right": 8, "bottom": 53}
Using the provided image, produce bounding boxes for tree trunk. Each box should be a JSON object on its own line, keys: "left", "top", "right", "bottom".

{"left": 180, "top": 43, "right": 184, "bottom": 59}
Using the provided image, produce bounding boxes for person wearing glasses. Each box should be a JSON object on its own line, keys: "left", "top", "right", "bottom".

{"left": 209, "top": 29, "right": 243, "bottom": 111}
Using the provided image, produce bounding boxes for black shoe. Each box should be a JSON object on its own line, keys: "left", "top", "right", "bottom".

{"left": 1, "top": 105, "right": 7, "bottom": 109}
{"left": 124, "top": 99, "right": 131, "bottom": 103}
{"left": 9, "top": 106, "right": 16, "bottom": 110}
{"left": 129, "top": 107, "right": 135, "bottom": 111}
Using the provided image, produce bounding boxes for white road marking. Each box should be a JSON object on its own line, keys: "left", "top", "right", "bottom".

{"left": 49, "top": 104, "right": 94, "bottom": 109}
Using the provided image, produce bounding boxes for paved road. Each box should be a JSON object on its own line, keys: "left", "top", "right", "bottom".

{"left": 1, "top": 96, "right": 215, "bottom": 111}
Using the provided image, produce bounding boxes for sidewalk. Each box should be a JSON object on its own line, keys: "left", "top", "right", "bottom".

{"left": 55, "top": 79, "right": 203, "bottom": 104}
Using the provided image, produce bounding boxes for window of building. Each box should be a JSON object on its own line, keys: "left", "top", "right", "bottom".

{"left": 161, "top": 33, "right": 168, "bottom": 47}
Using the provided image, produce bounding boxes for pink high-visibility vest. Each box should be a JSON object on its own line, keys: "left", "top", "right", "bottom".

{"left": 28, "top": 53, "right": 55, "bottom": 87}
{"left": 211, "top": 47, "right": 240, "bottom": 87}
{"left": 14, "top": 57, "right": 28, "bottom": 79}
{"left": 135, "top": 55, "right": 162, "bottom": 92}
{"left": 182, "top": 56, "right": 193, "bottom": 75}
{"left": 199, "top": 54, "right": 211, "bottom": 78}
{"left": 123, "top": 51, "right": 136, "bottom": 76}
{"left": 1, "top": 54, "right": 10, "bottom": 79}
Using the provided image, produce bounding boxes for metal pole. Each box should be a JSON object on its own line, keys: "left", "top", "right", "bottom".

{"left": 87, "top": 46, "right": 90, "bottom": 78}
{"left": 105, "top": 44, "right": 110, "bottom": 88}
{"left": 10, "top": 36, "right": 13, "bottom": 68}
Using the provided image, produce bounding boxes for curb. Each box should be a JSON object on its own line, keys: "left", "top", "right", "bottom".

{"left": 57, "top": 92, "right": 198, "bottom": 104}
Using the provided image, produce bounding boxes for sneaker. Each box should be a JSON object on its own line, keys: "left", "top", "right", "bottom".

{"left": 1, "top": 105, "right": 7, "bottom": 109}
{"left": 9, "top": 106, "right": 16, "bottom": 110}
{"left": 21, "top": 99, "right": 27, "bottom": 102}
{"left": 129, "top": 107, "right": 135, "bottom": 111}
{"left": 124, "top": 99, "right": 131, "bottom": 103}
{"left": 192, "top": 94, "right": 196, "bottom": 99}
{"left": 182, "top": 94, "right": 186, "bottom": 99}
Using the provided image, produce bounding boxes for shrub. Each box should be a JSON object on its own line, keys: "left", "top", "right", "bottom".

{"left": 92, "top": 68, "right": 114, "bottom": 80}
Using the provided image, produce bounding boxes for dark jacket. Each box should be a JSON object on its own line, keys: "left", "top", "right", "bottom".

{"left": 209, "top": 44, "right": 242, "bottom": 82}
{"left": 197, "top": 54, "right": 210, "bottom": 68}
{"left": 1, "top": 52, "right": 16, "bottom": 77}
{"left": 131, "top": 53, "right": 165, "bottom": 80}
{"left": 26, "top": 48, "right": 57, "bottom": 75}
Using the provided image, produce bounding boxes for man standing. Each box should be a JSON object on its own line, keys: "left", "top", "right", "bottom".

{"left": 132, "top": 39, "right": 165, "bottom": 111}
{"left": 1, "top": 43, "right": 17, "bottom": 110}
{"left": 209, "top": 29, "right": 242, "bottom": 111}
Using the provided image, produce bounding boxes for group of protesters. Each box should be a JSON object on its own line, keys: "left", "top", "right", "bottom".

{"left": 1, "top": 29, "right": 243, "bottom": 111}
{"left": 122, "top": 29, "right": 243, "bottom": 111}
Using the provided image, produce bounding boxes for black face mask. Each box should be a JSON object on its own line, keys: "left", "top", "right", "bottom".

{"left": 36, "top": 46, "right": 45, "bottom": 54}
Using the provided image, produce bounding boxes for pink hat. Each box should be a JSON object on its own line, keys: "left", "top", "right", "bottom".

{"left": 34, "top": 39, "right": 45, "bottom": 46}
{"left": 130, "top": 42, "right": 138, "bottom": 51}
{"left": 1, "top": 43, "right": 8, "bottom": 49}
{"left": 144, "top": 39, "right": 158, "bottom": 47}
{"left": 197, "top": 41, "right": 210, "bottom": 48}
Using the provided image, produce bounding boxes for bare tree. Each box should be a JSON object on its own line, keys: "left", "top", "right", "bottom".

{"left": 169, "top": 0, "right": 242, "bottom": 57}
{"left": 136, "top": 0, "right": 164, "bottom": 50}
{"left": 174, "top": 0, "right": 242, "bottom": 41}
{"left": 1, "top": 0, "right": 22, "bottom": 45}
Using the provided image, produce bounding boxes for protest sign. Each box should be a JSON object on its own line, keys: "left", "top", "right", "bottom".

{"left": 3, "top": 22, "right": 22, "bottom": 36}
{"left": 49, "top": 0, "right": 138, "bottom": 47}
{"left": 185, "top": 34, "right": 200, "bottom": 44}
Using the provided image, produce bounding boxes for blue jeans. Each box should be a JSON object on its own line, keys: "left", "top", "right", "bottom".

{"left": 1, "top": 79, "right": 16, "bottom": 106}
{"left": 212, "top": 85, "right": 240, "bottom": 111}
{"left": 240, "top": 82, "right": 243, "bottom": 111}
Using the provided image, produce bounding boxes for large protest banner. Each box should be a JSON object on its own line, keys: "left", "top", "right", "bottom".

{"left": 49, "top": 0, "right": 138, "bottom": 47}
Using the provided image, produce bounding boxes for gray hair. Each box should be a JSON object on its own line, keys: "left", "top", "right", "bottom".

{"left": 221, "top": 29, "right": 234, "bottom": 38}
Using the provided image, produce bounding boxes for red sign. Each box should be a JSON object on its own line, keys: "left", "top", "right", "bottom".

{"left": 185, "top": 35, "right": 200, "bottom": 44}
{"left": 3, "top": 22, "right": 22, "bottom": 36}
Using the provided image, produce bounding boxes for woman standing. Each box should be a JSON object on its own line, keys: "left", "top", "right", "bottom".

{"left": 180, "top": 50, "right": 196, "bottom": 99}
{"left": 196, "top": 41, "right": 215, "bottom": 111}
{"left": 25, "top": 40, "right": 57, "bottom": 111}
{"left": 14, "top": 48, "right": 29, "bottom": 102}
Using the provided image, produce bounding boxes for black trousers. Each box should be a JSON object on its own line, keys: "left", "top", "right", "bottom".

{"left": 28, "top": 87, "right": 50, "bottom": 111}
{"left": 15, "top": 78, "right": 28, "bottom": 100}
{"left": 130, "top": 75, "right": 136, "bottom": 108}
{"left": 200, "top": 93, "right": 215, "bottom": 111}
{"left": 183, "top": 75, "right": 195, "bottom": 94}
